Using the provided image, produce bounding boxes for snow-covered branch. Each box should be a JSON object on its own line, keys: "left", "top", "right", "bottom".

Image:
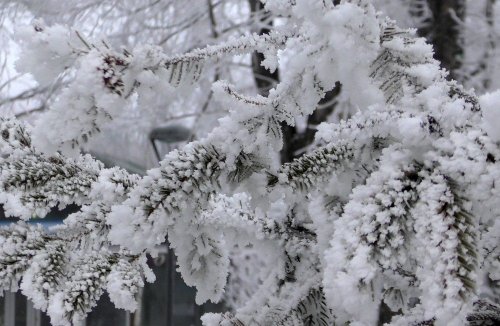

{"left": 0, "top": 0, "right": 499, "bottom": 325}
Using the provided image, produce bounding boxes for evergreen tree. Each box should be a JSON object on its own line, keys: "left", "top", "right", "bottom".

{"left": 0, "top": 0, "right": 499, "bottom": 325}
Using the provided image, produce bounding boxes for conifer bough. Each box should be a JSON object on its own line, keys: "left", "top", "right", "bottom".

{"left": 1, "top": 0, "right": 500, "bottom": 325}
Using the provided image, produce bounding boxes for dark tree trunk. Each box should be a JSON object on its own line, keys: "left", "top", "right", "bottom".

{"left": 416, "top": 0, "right": 465, "bottom": 80}
{"left": 478, "top": 0, "right": 496, "bottom": 90}
{"left": 248, "top": 0, "right": 296, "bottom": 164}
{"left": 248, "top": 0, "right": 340, "bottom": 164}
{"left": 288, "top": 85, "right": 342, "bottom": 158}
{"left": 483, "top": 0, "right": 496, "bottom": 90}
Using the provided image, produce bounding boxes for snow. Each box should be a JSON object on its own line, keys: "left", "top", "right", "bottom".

{"left": 0, "top": 0, "right": 499, "bottom": 325}
{"left": 480, "top": 90, "right": 500, "bottom": 142}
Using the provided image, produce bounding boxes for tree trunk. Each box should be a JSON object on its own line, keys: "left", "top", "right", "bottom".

{"left": 417, "top": 0, "right": 465, "bottom": 80}
{"left": 482, "top": 0, "right": 495, "bottom": 90}
{"left": 248, "top": 0, "right": 340, "bottom": 163}
{"left": 249, "top": 0, "right": 295, "bottom": 163}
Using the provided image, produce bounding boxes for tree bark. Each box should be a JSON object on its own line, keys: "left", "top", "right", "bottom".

{"left": 248, "top": 0, "right": 341, "bottom": 163}
{"left": 417, "top": 0, "right": 465, "bottom": 80}
{"left": 248, "top": 0, "right": 295, "bottom": 163}
{"left": 482, "top": 0, "right": 495, "bottom": 90}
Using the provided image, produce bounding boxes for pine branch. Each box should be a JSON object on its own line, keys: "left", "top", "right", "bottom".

{"left": 198, "top": 194, "right": 314, "bottom": 243}
{"left": 268, "top": 140, "right": 354, "bottom": 191}
{"left": 106, "top": 256, "right": 144, "bottom": 311}
{"left": 0, "top": 217, "right": 147, "bottom": 324}
{"left": 0, "top": 223, "right": 47, "bottom": 293}
{"left": 171, "top": 225, "right": 229, "bottom": 304}
{"left": 20, "top": 25, "right": 294, "bottom": 148}
{"left": 59, "top": 252, "right": 117, "bottom": 323}
{"left": 159, "top": 30, "right": 292, "bottom": 76}
{"left": 467, "top": 300, "right": 500, "bottom": 325}
{"left": 0, "top": 119, "right": 138, "bottom": 218}
{"left": 21, "top": 240, "right": 66, "bottom": 310}
{"left": 0, "top": 117, "right": 33, "bottom": 153}
{"left": 57, "top": 203, "right": 112, "bottom": 249}
{"left": 136, "top": 141, "right": 268, "bottom": 223}
{"left": 1, "top": 152, "right": 137, "bottom": 218}
{"left": 372, "top": 19, "right": 439, "bottom": 105}
{"left": 447, "top": 178, "right": 478, "bottom": 298}
{"left": 412, "top": 170, "right": 478, "bottom": 321}
{"left": 1, "top": 153, "right": 100, "bottom": 215}
{"left": 411, "top": 318, "right": 436, "bottom": 326}
{"left": 325, "top": 147, "right": 422, "bottom": 321}
{"left": 232, "top": 239, "right": 321, "bottom": 325}
{"left": 139, "top": 142, "right": 224, "bottom": 217}
{"left": 292, "top": 288, "right": 334, "bottom": 326}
